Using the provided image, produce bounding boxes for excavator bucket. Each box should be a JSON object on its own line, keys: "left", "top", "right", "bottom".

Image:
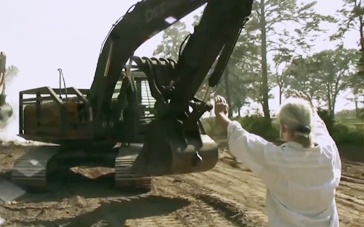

{"left": 132, "top": 118, "right": 219, "bottom": 177}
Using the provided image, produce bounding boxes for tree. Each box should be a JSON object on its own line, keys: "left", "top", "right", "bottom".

{"left": 153, "top": 21, "right": 190, "bottom": 61}
{"left": 330, "top": 0, "right": 363, "bottom": 44}
{"left": 251, "top": 0, "right": 335, "bottom": 118}
{"left": 331, "top": 0, "right": 364, "bottom": 96}
{"left": 283, "top": 48, "right": 357, "bottom": 115}
{"left": 208, "top": 19, "right": 263, "bottom": 117}
{"left": 272, "top": 52, "right": 293, "bottom": 105}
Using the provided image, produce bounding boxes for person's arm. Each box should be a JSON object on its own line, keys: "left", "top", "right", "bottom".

{"left": 215, "top": 112, "right": 231, "bottom": 129}
{"left": 311, "top": 110, "right": 341, "bottom": 184}
{"left": 311, "top": 110, "right": 335, "bottom": 145}
{"left": 216, "top": 113, "right": 269, "bottom": 177}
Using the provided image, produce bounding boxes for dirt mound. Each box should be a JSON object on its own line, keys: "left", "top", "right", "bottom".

{"left": 70, "top": 166, "right": 115, "bottom": 179}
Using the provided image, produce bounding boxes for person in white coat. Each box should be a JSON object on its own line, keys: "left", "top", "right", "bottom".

{"left": 214, "top": 91, "right": 341, "bottom": 227}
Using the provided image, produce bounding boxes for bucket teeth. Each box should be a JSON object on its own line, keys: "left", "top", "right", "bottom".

{"left": 115, "top": 147, "right": 152, "bottom": 192}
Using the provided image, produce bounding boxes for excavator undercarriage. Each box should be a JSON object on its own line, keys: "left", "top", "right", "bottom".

{"left": 11, "top": 0, "right": 254, "bottom": 193}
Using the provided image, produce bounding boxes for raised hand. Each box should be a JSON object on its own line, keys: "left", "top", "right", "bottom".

{"left": 214, "top": 95, "right": 229, "bottom": 115}
{"left": 291, "top": 90, "right": 314, "bottom": 109}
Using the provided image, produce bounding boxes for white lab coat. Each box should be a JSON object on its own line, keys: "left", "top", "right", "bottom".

{"left": 227, "top": 113, "right": 341, "bottom": 227}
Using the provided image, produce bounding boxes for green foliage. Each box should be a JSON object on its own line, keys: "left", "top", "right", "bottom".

{"left": 283, "top": 48, "right": 358, "bottom": 114}
{"left": 304, "top": 109, "right": 363, "bottom": 146}
{"left": 248, "top": 0, "right": 335, "bottom": 118}
{"left": 203, "top": 111, "right": 363, "bottom": 147}
{"left": 202, "top": 115, "right": 280, "bottom": 140}
{"left": 233, "top": 114, "right": 279, "bottom": 139}
{"left": 330, "top": 0, "right": 364, "bottom": 96}
{"left": 330, "top": 0, "right": 363, "bottom": 42}
{"left": 317, "top": 109, "right": 335, "bottom": 132}
{"left": 152, "top": 1, "right": 359, "bottom": 124}
{"left": 331, "top": 123, "right": 364, "bottom": 146}
{"left": 255, "top": 0, "right": 335, "bottom": 54}
{"left": 214, "top": 28, "right": 263, "bottom": 114}
{"left": 153, "top": 21, "right": 190, "bottom": 61}
{"left": 336, "top": 108, "right": 364, "bottom": 120}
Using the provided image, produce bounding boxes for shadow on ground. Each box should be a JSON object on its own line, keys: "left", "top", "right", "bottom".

{"left": 17, "top": 195, "right": 190, "bottom": 227}
{"left": 0, "top": 169, "right": 146, "bottom": 203}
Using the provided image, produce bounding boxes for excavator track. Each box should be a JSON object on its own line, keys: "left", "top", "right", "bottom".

{"left": 114, "top": 144, "right": 152, "bottom": 193}
{"left": 11, "top": 146, "right": 60, "bottom": 193}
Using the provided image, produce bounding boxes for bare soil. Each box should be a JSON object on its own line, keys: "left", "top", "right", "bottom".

{"left": 0, "top": 142, "right": 363, "bottom": 227}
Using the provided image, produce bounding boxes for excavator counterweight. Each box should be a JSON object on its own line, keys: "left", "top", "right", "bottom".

{"left": 11, "top": 0, "right": 254, "bottom": 193}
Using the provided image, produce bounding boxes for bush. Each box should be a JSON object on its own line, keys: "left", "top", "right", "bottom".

{"left": 233, "top": 115, "right": 279, "bottom": 140}
{"left": 201, "top": 115, "right": 279, "bottom": 140}
{"left": 317, "top": 109, "right": 335, "bottom": 132}
{"left": 317, "top": 109, "right": 363, "bottom": 146}
{"left": 331, "top": 123, "right": 364, "bottom": 146}
{"left": 202, "top": 111, "right": 363, "bottom": 147}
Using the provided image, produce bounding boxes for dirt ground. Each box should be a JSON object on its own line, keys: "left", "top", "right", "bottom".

{"left": 0, "top": 141, "right": 363, "bottom": 227}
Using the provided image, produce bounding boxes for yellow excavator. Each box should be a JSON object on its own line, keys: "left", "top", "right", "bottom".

{"left": 0, "top": 51, "right": 13, "bottom": 126}
{"left": 11, "top": 0, "right": 254, "bottom": 193}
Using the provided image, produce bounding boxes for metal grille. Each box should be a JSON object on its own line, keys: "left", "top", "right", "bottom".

{"left": 112, "top": 79, "right": 156, "bottom": 117}
{"left": 140, "top": 80, "right": 155, "bottom": 117}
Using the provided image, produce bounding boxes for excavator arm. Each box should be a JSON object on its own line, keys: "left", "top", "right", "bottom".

{"left": 170, "top": 0, "right": 252, "bottom": 117}
{"left": 88, "top": 0, "right": 254, "bottom": 176}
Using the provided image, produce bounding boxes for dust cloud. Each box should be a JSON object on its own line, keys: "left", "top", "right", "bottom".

{"left": 0, "top": 74, "right": 28, "bottom": 145}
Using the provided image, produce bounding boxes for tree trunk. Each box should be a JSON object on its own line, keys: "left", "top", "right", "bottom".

{"left": 224, "top": 67, "right": 233, "bottom": 117}
{"left": 279, "top": 85, "right": 283, "bottom": 105}
{"left": 326, "top": 84, "right": 333, "bottom": 116}
{"left": 260, "top": 0, "right": 270, "bottom": 119}
{"left": 355, "top": 98, "right": 359, "bottom": 119}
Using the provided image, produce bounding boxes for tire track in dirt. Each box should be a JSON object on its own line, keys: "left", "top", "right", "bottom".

{"left": 124, "top": 214, "right": 185, "bottom": 227}
{"left": 183, "top": 162, "right": 268, "bottom": 225}
{"left": 336, "top": 161, "right": 364, "bottom": 226}
{"left": 165, "top": 161, "right": 267, "bottom": 227}
{"left": 166, "top": 176, "right": 257, "bottom": 227}
{"left": 335, "top": 200, "right": 364, "bottom": 227}
{"left": 183, "top": 159, "right": 364, "bottom": 227}
{"left": 337, "top": 182, "right": 364, "bottom": 226}
{"left": 152, "top": 177, "right": 244, "bottom": 227}
{"left": 2, "top": 144, "right": 364, "bottom": 227}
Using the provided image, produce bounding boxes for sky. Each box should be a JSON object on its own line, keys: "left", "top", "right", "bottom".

{"left": 0, "top": 0, "right": 359, "bottom": 116}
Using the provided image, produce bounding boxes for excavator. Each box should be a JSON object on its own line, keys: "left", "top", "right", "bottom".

{"left": 0, "top": 51, "right": 13, "bottom": 126}
{"left": 11, "top": 0, "right": 254, "bottom": 193}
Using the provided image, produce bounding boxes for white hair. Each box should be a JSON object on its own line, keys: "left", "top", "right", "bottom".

{"left": 277, "top": 98, "right": 314, "bottom": 148}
